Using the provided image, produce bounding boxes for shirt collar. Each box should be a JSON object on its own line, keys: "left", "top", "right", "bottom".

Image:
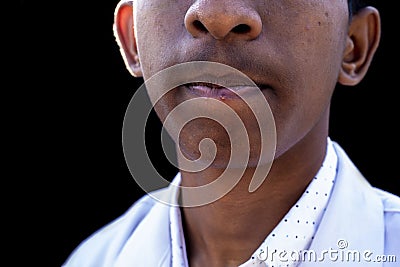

{"left": 170, "top": 174, "right": 189, "bottom": 267}
{"left": 170, "top": 138, "right": 338, "bottom": 267}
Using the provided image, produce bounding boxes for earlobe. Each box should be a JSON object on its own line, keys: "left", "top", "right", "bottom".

{"left": 338, "top": 7, "right": 381, "bottom": 86}
{"left": 113, "top": 1, "right": 143, "bottom": 77}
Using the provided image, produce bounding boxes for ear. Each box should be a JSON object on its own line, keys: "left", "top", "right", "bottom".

{"left": 113, "top": 1, "right": 142, "bottom": 77}
{"left": 338, "top": 7, "right": 381, "bottom": 86}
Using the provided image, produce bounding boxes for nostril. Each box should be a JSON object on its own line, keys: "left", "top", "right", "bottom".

{"left": 232, "top": 24, "right": 251, "bottom": 34}
{"left": 193, "top": 20, "right": 208, "bottom": 33}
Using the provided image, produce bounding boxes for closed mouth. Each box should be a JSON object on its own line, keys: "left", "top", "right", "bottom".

{"left": 184, "top": 82, "right": 270, "bottom": 100}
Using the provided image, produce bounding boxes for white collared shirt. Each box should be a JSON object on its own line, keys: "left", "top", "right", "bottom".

{"left": 170, "top": 138, "right": 338, "bottom": 267}
{"left": 62, "top": 139, "right": 400, "bottom": 267}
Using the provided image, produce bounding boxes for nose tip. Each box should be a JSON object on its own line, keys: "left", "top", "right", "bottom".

{"left": 184, "top": 1, "right": 262, "bottom": 41}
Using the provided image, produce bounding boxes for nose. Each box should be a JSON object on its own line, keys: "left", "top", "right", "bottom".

{"left": 184, "top": 0, "right": 262, "bottom": 41}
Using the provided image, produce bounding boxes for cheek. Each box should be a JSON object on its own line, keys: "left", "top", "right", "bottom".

{"left": 135, "top": 3, "right": 188, "bottom": 79}
{"left": 269, "top": 25, "right": 346, "bottom": 157}
{"left": 282, "top": 14, "right": 347, "bottom": 106}
{"left": 272, "top": 2, "right": 348, "bottom": 75}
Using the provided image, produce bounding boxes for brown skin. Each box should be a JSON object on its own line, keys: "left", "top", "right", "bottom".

{"left": 114, "top": 0, "right": 381, "bottom": 266}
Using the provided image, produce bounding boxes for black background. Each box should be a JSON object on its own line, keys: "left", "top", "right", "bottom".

{"left": 16, "top": 1, "right": 399, "bottom": 266}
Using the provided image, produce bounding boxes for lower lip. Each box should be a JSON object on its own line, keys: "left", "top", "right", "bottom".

{"left": 185, "top": 84, "right": 261, "bottom": 100}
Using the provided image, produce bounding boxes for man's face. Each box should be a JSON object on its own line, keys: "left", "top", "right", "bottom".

{"left": 133, "top": 0, "right": 349, "bottom": 167}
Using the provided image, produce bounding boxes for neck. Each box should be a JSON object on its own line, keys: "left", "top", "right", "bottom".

{"left": 180, "top": 120, "right": 329, "bottom": 267}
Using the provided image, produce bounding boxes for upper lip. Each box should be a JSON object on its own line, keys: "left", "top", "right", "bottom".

{"left": 179, "top": 68, "right": 270, "bottom": 90}
{"left": 157, "top": 60, "right": 274, "bottom": 92}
